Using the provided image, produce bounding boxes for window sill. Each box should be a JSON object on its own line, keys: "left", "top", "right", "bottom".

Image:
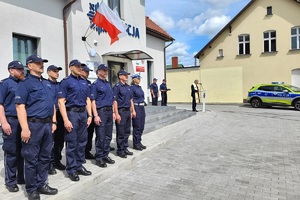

{"left": 236, "top": 54, "right": 251, "bottom": 57}
{"left": 217, "top": 56, "right": 224, "bottom": 58}
{"left": 289, "top": 49, "right": 300, "bottom": 52}
{"left": 261, "top": 51, "right": 278, "bottom": 54}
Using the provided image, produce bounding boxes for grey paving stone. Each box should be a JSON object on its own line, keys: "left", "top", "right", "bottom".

{"left": 2, "top": 104, "right": 300, "bottom": 199}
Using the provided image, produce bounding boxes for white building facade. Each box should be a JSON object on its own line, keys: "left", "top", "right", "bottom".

{"left": 0, "top": 0, "right": 172, "bottom": 103}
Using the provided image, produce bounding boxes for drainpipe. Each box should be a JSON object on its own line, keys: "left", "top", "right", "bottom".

{"left": 163, "top": 40, "right": 174, "bottom": 80}
{"left": 63, "top": 0, "right": 77, "bottom": 77}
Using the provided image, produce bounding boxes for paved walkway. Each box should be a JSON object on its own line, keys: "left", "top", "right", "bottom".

{"left": 1, "top": 104, "right": 300, "bottom": 200}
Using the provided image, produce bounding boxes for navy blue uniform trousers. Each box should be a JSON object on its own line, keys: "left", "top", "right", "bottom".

{"left": 161, "top": 92, "right": 167, "bottom": 106}
{"left": 51, "top": 110, "right": 65, "bottom": 165}
{"left": 2, "top": 117, "right": 24, "bottom": 187}
{"left": 152, "top": 92, "right": 158, "bottom": 106}
{"left": 132, "top": 105, "right": 145, "bottom": 148}
{"left": 22, "top": 121, "right": 52, "bottom": 193}
{"left": 85, "top": 118, "right": 95, "bottom": 153}
{"left": 115, "top": 109, "right": 131, "bottom": 154}
{"left": 95, "top": 109, "right": 113, "bottom": 160}
{"left": 65, "top": 110, "right": 87, "bottom": 175}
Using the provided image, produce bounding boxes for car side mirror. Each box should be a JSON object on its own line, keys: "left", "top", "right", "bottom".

{"left": 283, "top": 90, "right": 289, "bottom": 93}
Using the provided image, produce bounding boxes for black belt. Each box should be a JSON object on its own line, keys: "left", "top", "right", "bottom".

{"left": 6, "top": 116, "right": 18, "bottom": 119}
{"left": 66, "top": 107, "right": 86, "bottom": 112}
{"left": 118, "top": 107, "right": 130, "bottom": 111}
{"left": 97, "top": 106, "right": 112, "bottom": 111}
{"left": 27, "top": 117, "right": 52, "bottom": 123}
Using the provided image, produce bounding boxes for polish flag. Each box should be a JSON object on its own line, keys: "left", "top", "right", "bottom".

{"left": 92, "top": 2, "right": 127, "bottom": 44}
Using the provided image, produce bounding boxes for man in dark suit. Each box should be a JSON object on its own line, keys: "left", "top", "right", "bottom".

{"left": 191, "top": 79, "right": 199, "bottom": 112}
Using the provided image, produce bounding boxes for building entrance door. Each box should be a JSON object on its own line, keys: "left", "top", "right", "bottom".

{"left": 108, "top": 61, "right": 125, "bottom": 86}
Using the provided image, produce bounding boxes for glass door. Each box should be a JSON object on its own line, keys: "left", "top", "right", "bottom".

{"left": 108, "top": 61, "right": 124, "bottom": 86}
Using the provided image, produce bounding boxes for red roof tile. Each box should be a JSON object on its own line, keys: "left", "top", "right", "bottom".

{"left": 146, "top": 16, "right": 174, "bottom": 41}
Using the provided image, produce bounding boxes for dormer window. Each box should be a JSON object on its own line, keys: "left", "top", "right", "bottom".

{"left": 218, "top": 49, "right": 223, "bottom": 57}
{"left": 267, "top": 6, "right": 272, "bottom": 15}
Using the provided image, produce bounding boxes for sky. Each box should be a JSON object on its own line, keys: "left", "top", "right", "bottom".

{"left": 145, "top": 0, "right": 251, "bottom": 67}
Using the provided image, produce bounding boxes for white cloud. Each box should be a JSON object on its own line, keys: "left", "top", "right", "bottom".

{"left": 203, "top": 0, "right": 240, "bottom": 8}
{"left": 149, "top": 10, "right": 175, "bottom": 30}
{"left": 194, "top": 15, "right": 231, "bottom": 36}
{"left": 146, "top": 0, "right": 249, "bottom": 65}
{"left": 166, "top": 42, "right": 190, "bottom": 57}
{"left": 177, "top": 8, "right": 231, "bottom": 37}
{"left": 165, "top": 42, "right": 199, "bottom": 67}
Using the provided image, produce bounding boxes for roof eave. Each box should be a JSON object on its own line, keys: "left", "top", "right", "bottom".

{"left": 146, "top": 28, "right": 175, "bottom": 42}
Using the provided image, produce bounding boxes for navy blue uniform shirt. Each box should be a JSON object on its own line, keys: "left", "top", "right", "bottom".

{"left": 58, "top": 74, "right": 90, "bottom": 108}
{"left": 90, "top": 78, "right": 113, "bottom": 108}
{"left": 15, "top": 74, "right": 55, "bottom": 118}
{"left": 86, "top": 79, "right": 92, "bottom": 98}
{"left": 48, "top": 79, "right": 59, "bottom": 110}
{"left": 131, "top": 84, "right": 144, "bottom": 103}
{"left": 86, "top": 79, "right": 92, "bottom": 89}
{"left": 160, "top": 83, "right": 167, "bottom": 91}
{"left": 113, "top": 81, "right": 132, "bottom": 108}
{"left": 0, "top": 76, "right": 20, "bottom": 116}
{"left": 150, "top": 83, "right": 158, "bottom": 93}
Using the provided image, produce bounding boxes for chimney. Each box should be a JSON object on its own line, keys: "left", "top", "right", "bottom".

{"left": 172, "top": 57, "right": 178, "bottom": 69}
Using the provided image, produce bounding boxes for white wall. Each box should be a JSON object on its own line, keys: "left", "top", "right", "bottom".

{"left": 0, "top": 0, "right": 166, "bottom": 103}
{"left": 0, "top": 0, "right": 65, "bottom": 80}
{"left": 68, "top": 0, "right": 164, "bottom": 103}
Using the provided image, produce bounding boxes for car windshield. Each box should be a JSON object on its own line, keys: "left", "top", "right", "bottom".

{"left": 285, "top": 85, "right": 300, "bottom": 92}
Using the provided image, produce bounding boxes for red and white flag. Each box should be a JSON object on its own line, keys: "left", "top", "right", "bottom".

{"left": 92, "top": 2, "right": 127, "bottom": 44}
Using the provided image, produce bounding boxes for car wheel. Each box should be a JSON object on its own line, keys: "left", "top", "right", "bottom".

{"left": 294, "top": 100, "right": 300, "bottom": 111}
{"left": 250, "top": 98, "right": 262, "bottom": 108}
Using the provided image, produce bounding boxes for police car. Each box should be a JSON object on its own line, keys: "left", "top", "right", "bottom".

{"left": 247, "top": 82, "right": 300, "bottom": 110}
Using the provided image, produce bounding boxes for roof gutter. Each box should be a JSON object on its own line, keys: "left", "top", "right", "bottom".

{"left": 163, "top": 40, "right": 174, "bottom": 79}
{"left": 63, "top": 0, "right": 76, "bottom": 77}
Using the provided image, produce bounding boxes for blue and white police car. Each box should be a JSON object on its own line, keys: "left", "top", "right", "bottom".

{"left": 247, "top": 82, "right": 300, "bottom": 110}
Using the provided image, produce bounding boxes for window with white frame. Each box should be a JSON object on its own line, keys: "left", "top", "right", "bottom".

{"left": 13, "top": 34, "right": 38, "bottom": 76}
{"left": 291, "top": 27, "right": 300, "bottom": 50}
{"left": 263, "top": 31, "right": 276, "bottom": 52}
{"left": 238, "top": 34, "right": 250, "bottom": 55}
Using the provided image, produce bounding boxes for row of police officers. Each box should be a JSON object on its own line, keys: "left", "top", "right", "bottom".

{"left": 0, "top": 55, "right": 147, "bottom": 200}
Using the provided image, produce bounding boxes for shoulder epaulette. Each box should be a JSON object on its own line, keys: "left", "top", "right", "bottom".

{"left": 0, "top": 78, "right": 8, "bottom": 83}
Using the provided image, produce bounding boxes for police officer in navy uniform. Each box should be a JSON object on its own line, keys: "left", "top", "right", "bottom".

{"left": 160, "top": 79, "right": 168, "bottom": 106}
{"left": 0, "top": 61, "right": 25, "bottom": 193}
{"left": 58, "top": 59, "right": 92, "bottom": 182}
{"left": 113, "top": 69, "right": 136, "bottom": 158}
{"left": 91, "top": 64, "right": 116, "bottom": 168}
{"left": 130, "top": 74, "right": 147, "bottom": 151}
{"left": 15, "top": 55, "right": 58, "bottom": 200}
{"left": 81, "top": 64, "right": 96, "bottom": 160}
{"left": 47, "top": 65, "right": 66, "bottom": 174}
{"left": 150, "top": 78, "right": 158, "bottom": 106}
